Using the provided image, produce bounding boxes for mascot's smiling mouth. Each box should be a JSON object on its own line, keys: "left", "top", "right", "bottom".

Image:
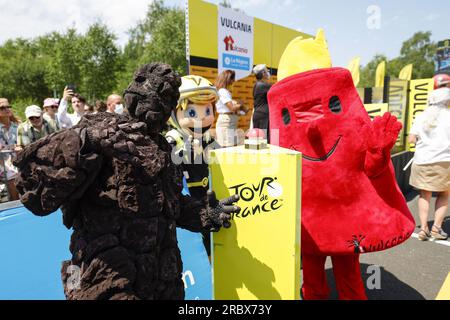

{"left": 188, "top": 125, "right": 211, "bottom": 134}
{"left": 291, "top": 136, "right": 342, "bottom": 162}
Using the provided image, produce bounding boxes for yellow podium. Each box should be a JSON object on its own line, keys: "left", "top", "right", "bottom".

{"left": 210, "top": 144, "right": 302, "bottom": 300}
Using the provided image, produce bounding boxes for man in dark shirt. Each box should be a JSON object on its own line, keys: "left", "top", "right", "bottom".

{"left": 252, "top": 64, "right": 272, "bottom": 142}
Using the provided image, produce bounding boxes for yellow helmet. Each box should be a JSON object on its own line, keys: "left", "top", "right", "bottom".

{"left": 178, "top": 75, "right": 218, "bottom": 110}
{"left": 168, "top": 75, "right": 218, "bottom": 130}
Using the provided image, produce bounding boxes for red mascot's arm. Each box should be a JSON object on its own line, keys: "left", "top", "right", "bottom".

{"left": 364, "top": 112, "right": 402, "bottom": 178}
{"left": 364, "top": 112, "right": 413, "bottom": 218}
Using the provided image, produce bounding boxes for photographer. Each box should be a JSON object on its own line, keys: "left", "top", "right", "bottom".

{"left": 57, "top": 86, "right": 86, "bottom": 129}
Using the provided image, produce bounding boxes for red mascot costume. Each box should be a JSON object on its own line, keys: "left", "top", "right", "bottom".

{"left": 268, "top": 31, "right": 415, "bottom": 300}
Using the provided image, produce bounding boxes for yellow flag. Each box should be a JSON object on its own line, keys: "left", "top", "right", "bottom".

{"left": 375, "top": 61, "right": 386, "bottom": 87}
{"left": 277, "top": 28, "right": 332, "bottom": 81}
{"left": 399, "top": 64, "right": 413, "bottom": 80}
{"left": 347, "top": 57, "right": 361, "bottom": 87}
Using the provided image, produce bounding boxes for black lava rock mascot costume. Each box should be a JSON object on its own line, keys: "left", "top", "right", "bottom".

{"left": 14, "top": 63, "right": 239, "bottom": 300}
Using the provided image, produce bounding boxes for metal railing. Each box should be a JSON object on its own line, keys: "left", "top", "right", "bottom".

{"left": 0, "top": 149, "right": 17, "bottom": 203}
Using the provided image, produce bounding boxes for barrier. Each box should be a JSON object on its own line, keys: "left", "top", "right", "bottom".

{"left": 0, "top": 200, "right": 212, "bottom": 300}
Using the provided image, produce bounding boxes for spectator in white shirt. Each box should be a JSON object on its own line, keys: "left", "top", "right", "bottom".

{"left": 57, "top": 87, "right": 86, "bottom": 129}
{"left": 408, "top": 84, "right": 450, "bottom": 241}
{"left": 214, "top": 70, "right": 248, "bottom": 147}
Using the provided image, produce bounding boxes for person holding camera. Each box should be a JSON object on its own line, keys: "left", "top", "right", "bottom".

{"left": 57, "top": 86, "right": 87, "bottom": 129}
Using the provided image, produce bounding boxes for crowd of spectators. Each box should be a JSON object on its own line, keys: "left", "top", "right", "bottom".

{"left": 0, "top": 88, "right": 124, "bottom": 202}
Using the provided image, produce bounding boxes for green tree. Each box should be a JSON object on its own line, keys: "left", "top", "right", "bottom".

{"left": 116, "top": 0, "right": 186, "bottom": 92}
{"left": 359, "top": 31, "right": 437, "bottom": 88}
{"left": 44, "top": 29, "right": 83, "bottom": 97}
{"left": 0, "top": 38, "right": 50, "bottom": 103}
{"left": 398, "top": 31, "right": 436, "bottom": 79}
{"left": 359, "top": 54, "right": 388, "bottom": 88}
{"left": 80, "top": 22, "right": 122, "bottom": 100}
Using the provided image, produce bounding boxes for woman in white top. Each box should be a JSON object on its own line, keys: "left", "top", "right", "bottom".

{"left": 214, "top": 70, "right": 245, "bottom": 147}
{"left": 58, "top": 87, "right": 86, "bottom": 129}
{"left": 408, "top": 80, "right": 450, "bottom": 241}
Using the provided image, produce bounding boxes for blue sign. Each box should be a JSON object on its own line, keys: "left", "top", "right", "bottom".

{"left": 0, "top": 206, "right": 70, "bottom": 300}
{"left": 177, "top": 229, "right": 212, "bottom": 300}
{"left": 222, "top": 53, "right": 250, "bottom": 71}
{"left": 180, "top": 177, "right": 213, "bottom": 300}
{"left": 0, "top": 203, "right": 212, "bottom": 300}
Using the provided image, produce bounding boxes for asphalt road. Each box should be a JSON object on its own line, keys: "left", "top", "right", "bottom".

{"left": 321, "top": 191, "right": 450, "bottom": 300}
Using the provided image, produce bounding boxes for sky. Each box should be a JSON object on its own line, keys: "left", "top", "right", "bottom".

{"left": 0, "top": 0, "right": 449, "bottom": 67}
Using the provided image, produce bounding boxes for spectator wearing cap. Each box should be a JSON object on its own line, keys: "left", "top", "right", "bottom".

{"left": 17, "top": 105, "right": 55, "bottom": 148}
{"left": 434, "top": 74, "right": 450, "bottom": 89}
{"left": 251, "top": 64, "right": 272, "bottom": 142}
{"left": 0, "top": 98, "right": 21, "bottom": 200}
{"left": 43, "top": 98, "right": 60, "bottom": 132}
{"left": 57, "top": 86, "right": 86, "bottom": 129}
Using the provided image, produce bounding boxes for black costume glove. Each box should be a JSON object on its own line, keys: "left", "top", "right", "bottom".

{"left": 202, "top": 191, "right": 240, "bottom": 232}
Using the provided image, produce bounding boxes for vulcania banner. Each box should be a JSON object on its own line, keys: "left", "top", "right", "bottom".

{"left": 388, "top": 79, "right": 409, "bottom": 148}
{"left": 406, "top": 78, "right": 434, "bottom": 152}
{"left": 218, "top": 6, "right": 254, "bottom": 81}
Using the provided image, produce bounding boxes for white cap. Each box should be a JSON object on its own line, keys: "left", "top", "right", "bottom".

{"left": 252, "top": 64, "right": 267, "bottom": 75}
{"left": 428, "top": 87, "right": 450, "bottom": 106}
{"left": 25, "top": 105, "right": 42, "bottom": 118}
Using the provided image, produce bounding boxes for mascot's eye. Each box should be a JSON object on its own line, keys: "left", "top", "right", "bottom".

{"left": 329, "top": 96, "right": 342, "bottom": 114}
{"left": 206, "top": 107, "right": 211, "bottom": 116}
{"left": 186, "top": 108, "right": 197, "bottom": 118}
{"left": 282, "top": 108, "right": 291, "bottom": 125}
{"left": 135, "top": 75, "right": 146, "bottom": 83}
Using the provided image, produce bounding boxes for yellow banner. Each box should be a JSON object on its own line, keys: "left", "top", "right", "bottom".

{"left": 375, "top": 61, "right": 386, "bottom": 87}
{"left": 388, "top": 79, "right": 409, "bottom": 149}
{"left": 364, "top": 103, "right": 389, "bottom": 119}
{"left": 407, "top": 78, "right": 434, "bottom": 151}
{"left": 347, "top": 57, "right": 361, "bottom": 87}
{"left": 399, "top": 64, "right": 413, "bottom": 81}
{"left": 210, "top": 145, "right": 301, "bottom": 300}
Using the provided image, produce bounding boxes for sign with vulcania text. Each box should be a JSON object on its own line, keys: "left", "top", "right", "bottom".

{"left": 218, "top": 6, "right": 254, "bottom": 81}
{"left": 210, "top": 145, "right": 301, "bottom": 300}
{"left": 406, "top": 78, "right": 434, "bottom": 151}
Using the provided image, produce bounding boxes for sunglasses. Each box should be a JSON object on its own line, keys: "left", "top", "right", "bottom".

{"left": 0, "top": 106, "right": 11, "bottom": 111}
{"left": 28, "top": 116, "right": 41, "bottom": 121}
{"left": 46, "top": 105, "right": 58, "bottom": 109}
